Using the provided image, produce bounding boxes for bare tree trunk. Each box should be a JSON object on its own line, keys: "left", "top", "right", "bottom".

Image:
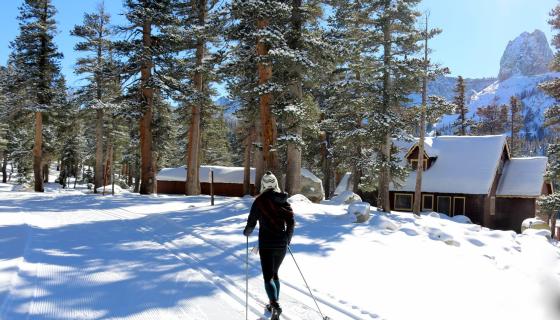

{"left": 243, "top": 128, "right": 253, "bottom": 195}
{"left": 320, "top": 128, "right": 331, "bottom": 198}
{"left": 255, "top": 118, "right": 264, "bottom": 192}
{"left": 1, "top": 152, "right": 7, "bottom": 183}
{"left": 413, "top": 14, "right": 429, "bottom": 215}
{"left": 257, "top": 17, "right": 281, "bottom": 187}
{"left": 139, "top": 17, "right": 155, "bottom": 195}
{"left": 33, "top": 112, "right": 44, "bottom": 192}
{"left": 377, "top": 18, "right": 393, "bottom": 212}
{"left": 285, "top": 0, "right": 303, "bottom": 196}
{"left": 94, "top": 109, "right": 104, "bottom": 193}
{"left": 133, "top": 156, "right": 140, "bottom": 193}
{"left": 186, "top": 0, "right": 206, "bottom": 196}
{"left": 286, "top": 126, "right": 302, "bottom": 195}
{"left": 43, "top": 162, "right": 49, "bottom": 183}
{"left": 551, "top": 211, "right": 558, "bottom": 240}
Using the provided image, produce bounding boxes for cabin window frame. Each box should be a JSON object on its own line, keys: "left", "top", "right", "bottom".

{"left": 410, "top": 159, "right": 428, "bottom": 170}
{"left": 422, "top": 194, "right": 434, "bottom": 211}
{"left": 453, "top": 196, "right": 466, "bottom": 216}
{"left": 394, "top": 193, "right": 413, "bottom": 211}
{"left": 437, "top": 196, "right": 452, "bottom": 214}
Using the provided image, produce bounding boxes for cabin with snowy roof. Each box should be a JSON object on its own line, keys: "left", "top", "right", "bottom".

{"left": 389, "top": 135, "right": 551, "bottom": 232}
{"left": 156, "top": 166, "right": 256, "bottom": 197}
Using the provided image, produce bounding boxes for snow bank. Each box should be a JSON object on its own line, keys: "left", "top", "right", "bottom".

{"left": 96, "top": 185, "right": 125, "bottom": 194}
{"left": 522, "top": 228, "right": 552, "bottom": 239}
{"left": 451, "top": 215, "right": 472, "bottom": 224}
{"left": 370, "top": 214, "right": 400, "bottom": 231}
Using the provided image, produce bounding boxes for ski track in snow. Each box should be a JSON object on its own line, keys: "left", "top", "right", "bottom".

{"left": 100, "top": 205, "right": 371, "bottom": 320}
{"left": 0, "top": 192, "right": 374, "bottom": 320}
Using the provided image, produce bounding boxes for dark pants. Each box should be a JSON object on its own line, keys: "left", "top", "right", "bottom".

{"left": 259, "top": 247, "right": 287, "bottom": 303}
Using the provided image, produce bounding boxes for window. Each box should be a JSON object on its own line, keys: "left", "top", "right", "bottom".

{"left": 453, "top": 197, "right": 466, "bottom": 216}
{"left": 490, "top": 197, "right": 496, "bottom": 216}
{"left": 437, "top": 196, "right": 452, "bottom": 215}
{"left": 422, "top": 194, "right": 434, "bottom": 211}
{"left": 410, "top": 159, "right": 428, "bottom": 170}
{"left": 395, "top": 193, "right": 413, "bottom": 211}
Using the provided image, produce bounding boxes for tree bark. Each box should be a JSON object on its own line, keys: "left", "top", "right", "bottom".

{"left": 551, "top": 211, "right": 558, "bottom": 240}
{"left": 285, "top": 0, "right": 303, "bottom": 196}
{"left": 257, "top": 17, "right": 281, "bottom": 187}
{"left": 139, "top": 17, "right": 155, "bottom": 195}
{"left": 33, "top": 112, "right": 44, "bottom": 192}
{"left": 377, "top": 19, "right": 393, "bottom": 212}
{"left": 1, "top": 151, "right": 7, "bottom": 183}
{"left": 413, "top": 14, "right": 429, "bottom": 215}
{"left": 186, "top": 0, "right": 207, "bottom": 196}
{"left": 94, "top": 109, "right": 104, "bottom": 192}
{"left": 243, "top": 128, "right": 253, "bottom": 195}
{"left": 320, "top": 130, "right": 331, "bottom": 198}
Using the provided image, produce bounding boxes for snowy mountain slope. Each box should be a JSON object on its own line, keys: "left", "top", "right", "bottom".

{"left": 0, "top": 186, "right": 559, "bottom": 320}
{"left": 437, "top": 72, "right": 559, "bottom": 136}
{"left": 432, "top": 30, "right": 558, "bottom": 136}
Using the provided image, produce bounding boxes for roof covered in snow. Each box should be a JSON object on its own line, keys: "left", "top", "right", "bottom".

{"left": 156, "top": 166, "right": 256, "bottom": 184}
{"left": 391, "top": 135, "right": 509, "bottom": 195}
{"left": 496, "top": 157, "right": 548, "bottom": 197}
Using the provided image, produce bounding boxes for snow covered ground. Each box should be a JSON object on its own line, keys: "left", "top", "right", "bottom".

{"left": 0, "top": 185, "right": 559, "bottom": 320}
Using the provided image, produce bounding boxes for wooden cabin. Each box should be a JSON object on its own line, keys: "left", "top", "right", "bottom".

{"left": 388, "top": 135, "right": 551, "bottom": 233}
{"left": 156, "top": 166, "right": 256, "bottom": 197}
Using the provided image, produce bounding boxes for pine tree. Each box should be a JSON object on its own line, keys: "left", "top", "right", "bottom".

{"left": 224, "top": 0, "right": 291, "bottom": 191}
{"left": 323, "top": 0, "right": 382, "bottom": 195}
{"left": 508, "top": 96, "right": 523, "bottom": 156}
{"left": 11, "top": 0, "right": 63, "bottom": 192}
{"left": 536, "top": 2, "right": 560, "bottom": 238}
{"left": 452, "top": 75, "right": 472, "bottom": 135}
{"left": 473, "top": 102, "right": 508, "bottom": 135}
{"left": 71, "top": 2, "right": 118, "bottom": 193}
{"left": 117, "top": 0, "right": 174, "bottom": 194}
{"left": 372, "top": 0, "right": 424, "bottom": 212}
{"left": 158, "top": 0, "right": 226, "bottom": 195}
{"left": 276, "top": 0, "right": 325, "bottom": 195}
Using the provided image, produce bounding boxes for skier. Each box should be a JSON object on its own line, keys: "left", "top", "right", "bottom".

{"left": 244, "top": 171, "right": 295, "bottom": 319}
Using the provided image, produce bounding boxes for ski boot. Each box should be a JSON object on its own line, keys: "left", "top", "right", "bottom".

{"left": 269, "top": 302, "right": 282, "bottom": 320}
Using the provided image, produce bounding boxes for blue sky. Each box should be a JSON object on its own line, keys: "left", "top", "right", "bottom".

{"left": 0, "top": 0, "right": 556, "bottom": 90}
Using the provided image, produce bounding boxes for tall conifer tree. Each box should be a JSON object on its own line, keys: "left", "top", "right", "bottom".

{"left": 11, "top": 0, "right": 63, "bottom": 192}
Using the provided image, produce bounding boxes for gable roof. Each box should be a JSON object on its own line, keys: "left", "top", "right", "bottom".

{"left": 391, "top": 135, "right": 508, "bottom": 195}
{"left": 496, "top": 157, "right": 548, "bottom": 197}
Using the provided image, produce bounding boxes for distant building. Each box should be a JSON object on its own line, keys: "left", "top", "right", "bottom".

{"left": 156, "top": 166, "right": 325, "bottom": 202}
{"left": 336, "top": 135, "right": 552, "bottom": 233}
{"left": 156, "top": 166, "right": 256, "bottom": 197}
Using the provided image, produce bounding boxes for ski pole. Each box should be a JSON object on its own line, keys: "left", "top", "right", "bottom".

{"left": 245, "top": 236, "right": 249, "bottom": 320}
{"left": 287, "top": 246, "right": 330, "bottom": 320}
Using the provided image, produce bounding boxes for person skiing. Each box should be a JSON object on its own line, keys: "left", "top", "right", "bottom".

{"left": 244, "top": 171, "right": 295, "bottom": 319}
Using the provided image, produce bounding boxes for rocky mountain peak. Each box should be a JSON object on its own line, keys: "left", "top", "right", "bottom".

{"left": 498, "top": 30, "right": 553, "bottom": 81}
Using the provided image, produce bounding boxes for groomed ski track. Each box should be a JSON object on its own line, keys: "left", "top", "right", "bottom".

{"left": 0, "top": 192, "right": 377, "bottom": 320}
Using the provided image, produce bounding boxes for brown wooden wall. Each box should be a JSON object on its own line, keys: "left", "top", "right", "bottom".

{"left": 389, "top": 191, "right": 486, "bottom": 225}
{"left": 157, "top": 180, "right": 256, "bottom": 197}
{"left": 495, "top": 198, "right": 535, "bottom": 233}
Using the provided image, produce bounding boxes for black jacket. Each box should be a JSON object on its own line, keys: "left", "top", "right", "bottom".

{"left": 243, "top": 190, "right": 295, "bottom": 249}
